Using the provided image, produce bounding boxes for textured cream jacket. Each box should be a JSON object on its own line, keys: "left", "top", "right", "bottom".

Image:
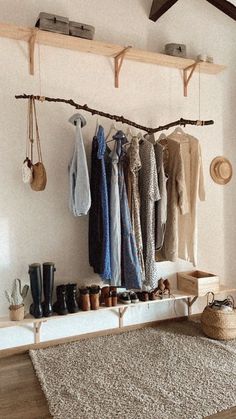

{"left": 163, "top": 132, "right": 205, "bottom": 265}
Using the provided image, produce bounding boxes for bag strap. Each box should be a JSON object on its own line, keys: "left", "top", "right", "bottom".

{"left": 27, "top": 97, "right": 34, "bottom": 162}
{"left": 32, "top": 98, "right": 43, "bottom": 163}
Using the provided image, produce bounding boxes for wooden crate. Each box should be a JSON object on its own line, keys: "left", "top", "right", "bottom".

{"left": 177, "top": 270, "right": 220, "bottom": 296}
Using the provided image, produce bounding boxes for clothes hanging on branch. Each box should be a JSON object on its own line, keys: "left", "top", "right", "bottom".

{"left": 165, "top": 130, "right": 205, "bottom": 266}
{"left": 89, "top": 125, "right": 111, "bottom": 280}
{"left": 68, "top": 113, "right": 91, "bottom": 216}
{"left": 125, "top": 136, "right": 145, "bottom": 282}
{"left": 139, "top": 140, "right": 160, "bottom": 288}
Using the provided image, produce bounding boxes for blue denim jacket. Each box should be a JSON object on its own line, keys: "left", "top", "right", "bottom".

{"left": 68, "top": 114, "right": 91, "bottom": 216}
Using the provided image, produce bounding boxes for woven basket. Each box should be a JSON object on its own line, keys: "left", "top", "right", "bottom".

{"left": 201, "top": 296, "right": 236, "bottom": 341}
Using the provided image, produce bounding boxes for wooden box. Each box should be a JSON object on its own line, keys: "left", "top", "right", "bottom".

{"left": 69, "top": 21, "right": 95, "bottom": 40}
{"left": 36, "top": 12, "right": 69, "bottom": 35}
{"left": 177, "top": 270, "right": 220, "bottom": 296}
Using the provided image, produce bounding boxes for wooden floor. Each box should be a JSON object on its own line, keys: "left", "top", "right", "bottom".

{"left": 1, "top": 353, "right": 236, "bottom": 419}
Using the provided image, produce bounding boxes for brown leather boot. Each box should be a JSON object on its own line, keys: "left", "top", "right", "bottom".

{"left": 90, "top": 285, "right": 100, "bottom": 310}
{"left": 79, "top": 287, "right": 90, "bottom": 311}
{"left": 100, "top": 286, "right": 110, "bottom": 305}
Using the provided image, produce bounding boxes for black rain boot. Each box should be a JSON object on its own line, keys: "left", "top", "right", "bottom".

{"left": 53, "top": 285, "right": 68, "bottom": 315}
{"left": 66, "top": 283, "right": 79, "bottom": 313}
{"left": 42, "top": 262, "right": 56, "bottom": 317}
{"left": 29, "top": 263, "right": 43, "bottom": 319}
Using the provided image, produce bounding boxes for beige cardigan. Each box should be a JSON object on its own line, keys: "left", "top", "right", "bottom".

{"left": 163, "top": 132, "right": 205, "bottom": 265}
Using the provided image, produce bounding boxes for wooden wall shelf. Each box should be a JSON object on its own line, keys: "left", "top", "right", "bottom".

{"left": 0, "top": 22, "right": 226, "bottom": 94}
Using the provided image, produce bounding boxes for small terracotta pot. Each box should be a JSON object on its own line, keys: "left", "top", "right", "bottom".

{"left": 9, "top": 304, "right": 25, "bottom": 321}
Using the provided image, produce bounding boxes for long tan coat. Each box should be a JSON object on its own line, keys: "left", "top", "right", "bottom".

{"left": 163, "top": 132, "right": 205, "bottom": 265}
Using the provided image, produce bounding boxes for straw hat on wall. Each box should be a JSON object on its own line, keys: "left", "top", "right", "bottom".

{"left": 210, "top": 156, "right": 233, "bottom": 185}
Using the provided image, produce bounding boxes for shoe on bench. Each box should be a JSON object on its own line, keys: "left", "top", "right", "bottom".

{"left": 130, "top": 291, "right": 139, "bottom": 303}
{"left": 119, "top": 292, "right": 131, "bottom": 305}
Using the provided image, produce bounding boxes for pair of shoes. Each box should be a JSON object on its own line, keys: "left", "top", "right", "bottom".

{"left": 137, "top": 291, "right": 149, "bottom": 302}
{"left": 154, "top": 278, "right": 171, "bottom": 297}
{"left": 119, "top": 291, "right": 139, "bottom": 304}
{"left": 100, "top": 286, "right": 118, "bottom": 307}
{"left": 53, "top": 283, "right": 79, "bottom": 315}
{"left": 79, "top": 285, "right": 100, "bottom": 311}
{"left": 28, "top": 262, "right": 56, "bottom": 318}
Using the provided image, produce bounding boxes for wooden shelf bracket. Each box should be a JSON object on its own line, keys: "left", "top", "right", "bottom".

{"left": 29, "top": 28, "right": 38, "bottom": 76}
{"left": 33, "top": 321, "right": 43, "bottom": 344}
{"left": 185, "top": 296, "right": 198, "bottom": 317}
{"left": 183, "top": 61, "right": 199, "bottom": 97}
{"left": 114, "top": 46, "right": 132, "bottom": 88}
{"left": 119, "top": 306, "right": 129, "bottom": 328}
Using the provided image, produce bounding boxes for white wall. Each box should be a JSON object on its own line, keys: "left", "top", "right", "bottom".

{"left": 0, "top": 0, "right": 236, "bottom": 348}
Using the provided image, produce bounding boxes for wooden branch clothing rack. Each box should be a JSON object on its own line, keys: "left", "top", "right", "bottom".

{"left": 15, "top": 94, "right": 214, "bottom": 133}
{"left": 16, "top": 94, "right": 210, "bottom": 291}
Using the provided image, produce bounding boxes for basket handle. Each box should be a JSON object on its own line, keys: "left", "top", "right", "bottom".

{"left": 227, "top": 295, "right": 235, "bottom": 308}
{"left": 207, "top": 291, "right": 215, "bottom": 306}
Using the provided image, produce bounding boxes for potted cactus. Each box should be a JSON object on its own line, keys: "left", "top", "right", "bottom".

{"left": 5, "top": 278, "right": 29, "bottom": 321}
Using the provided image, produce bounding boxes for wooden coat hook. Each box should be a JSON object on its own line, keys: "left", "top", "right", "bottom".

{"left": 183, "top": 61, "right": 200, "bottom": 97}
{"left": 114, "top": 46, "right": 132, "bottom": 88}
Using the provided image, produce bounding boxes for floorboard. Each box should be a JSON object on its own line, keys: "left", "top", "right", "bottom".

{"left": 0, "top": 353, "right": 235, "bottom": 419}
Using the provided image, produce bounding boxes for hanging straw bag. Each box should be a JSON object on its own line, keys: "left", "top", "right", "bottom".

{"left": 30, "top": 97, "right": 47, "bottom": 191}
{"left": 201, "top": 292, "right": 236, "bottom": 340}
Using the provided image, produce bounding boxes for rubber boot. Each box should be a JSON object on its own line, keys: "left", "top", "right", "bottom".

{"left": 29, "top": 263, "right": 43, "bottom": 319}
{"left": 53, "top": 285, "right": 68, "bottom": 315}
{"left": 42, "top": 262, "right": 56, "bottom": 317}
{"left": 66, "top": 283, "right": 79, "bottom": 313}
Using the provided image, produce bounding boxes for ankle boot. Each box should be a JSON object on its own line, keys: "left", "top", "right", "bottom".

{"left": 53, "top": 285, "right": 68, "bottom": 315}
{"left": 89, "top": 285, "right": 100, "bottom": 310}
{"left": 28, "top": 263, "right": 43, "bottom": 319}
{"left": 79, "top": 287, "right": 91, "bottom": 311}
{"left": 42, "top": 262, "right": 56, "bottom": 317}
{"left": 66, "top": 283, "right": 79, "bottom": 313}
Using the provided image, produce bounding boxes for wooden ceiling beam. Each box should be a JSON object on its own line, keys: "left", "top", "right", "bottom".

{"left": 206, "top": 0, "right": 236, "bottom": 21}
{"left": 149, "top": 0, "right": 178, "bottom": 22}
{"left": 149, "top": 0, "right": 236, "bottom": 21}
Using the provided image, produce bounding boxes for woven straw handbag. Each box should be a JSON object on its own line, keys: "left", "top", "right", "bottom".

{"left": 201, "top": 293, "right": 236, "bottom": 340}
{"left": 25, "top": 97, "right": 47, "bottom": 191}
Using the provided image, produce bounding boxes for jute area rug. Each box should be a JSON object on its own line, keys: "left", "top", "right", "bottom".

{"left": 30, "top": 321, "right": 236, "bottom": 419}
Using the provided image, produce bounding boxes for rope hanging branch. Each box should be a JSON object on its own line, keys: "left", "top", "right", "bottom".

{"left": 15, "top": 94, "right": 214, "bottom": 133}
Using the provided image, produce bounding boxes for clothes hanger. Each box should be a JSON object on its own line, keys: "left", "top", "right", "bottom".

{"left": 126, "top": 126, "right": 134, "bottom": 139}
{"left": 95, "top": 117, "right": 101, "bottom": 136}
{"left": 105, "top": 122, "right": 119, "bottom": 141}
{"left": 172, "top": 126, "right": 185, "bottom": 135}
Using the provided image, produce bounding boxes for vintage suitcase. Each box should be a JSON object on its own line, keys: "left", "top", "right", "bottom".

{"left": 165, "top": 43, "right": 186, "bottom": 58}
{"left": 69, "top": 21, "right": 95, "bottom": 40}
{"left": 36, "top": 12, "right": 69, "bottom": 35}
